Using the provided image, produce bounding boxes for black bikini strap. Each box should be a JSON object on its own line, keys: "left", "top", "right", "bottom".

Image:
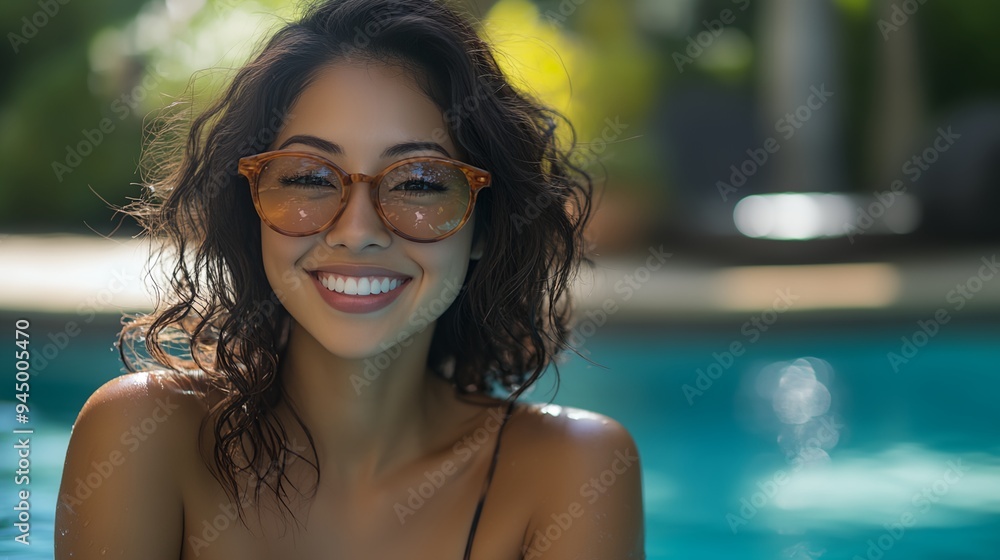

{"left": 462, "top": 399, "right": 518, "bottom": 560}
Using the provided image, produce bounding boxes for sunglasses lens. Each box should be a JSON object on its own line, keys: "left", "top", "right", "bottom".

{"left": 256, "top": 156, "right": 343, "bottom": 234}
{"left": 377, "top": 161, "right": 472, "bottom": 240}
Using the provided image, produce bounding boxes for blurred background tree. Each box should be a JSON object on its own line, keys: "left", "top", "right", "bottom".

{"left": 2, "top": 0, "right": 999, "bottom": 254}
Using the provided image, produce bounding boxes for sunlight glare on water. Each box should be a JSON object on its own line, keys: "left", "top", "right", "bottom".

{"left": 772, "top": 358, "right": 832, "bottom": 425}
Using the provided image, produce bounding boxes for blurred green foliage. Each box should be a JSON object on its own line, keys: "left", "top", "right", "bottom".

{"left": 1, "top": 0, "right": 150, "bottom": 234}
{"left": 1, "top": 0, "right": 998, "bottom": 234}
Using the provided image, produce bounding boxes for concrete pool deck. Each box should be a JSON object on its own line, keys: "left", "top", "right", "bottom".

{"left": 1, "top": 234, "right": 998, "bottom": 321}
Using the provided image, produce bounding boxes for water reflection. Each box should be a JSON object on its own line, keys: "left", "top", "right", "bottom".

{"left": 732, "top": 356, "right": 1000, "bottom": 558}
{"left": 772, "top": 445, "right": 1000, "bottom": 526}
{"left": 743, "top": 358, "right": 1000, "bottom": 530}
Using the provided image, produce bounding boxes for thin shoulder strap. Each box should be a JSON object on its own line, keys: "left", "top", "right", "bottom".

{"left": 462, "top": 399, "right": 518, "bottom": 560}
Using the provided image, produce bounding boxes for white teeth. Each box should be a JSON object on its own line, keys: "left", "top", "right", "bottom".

{"left": 317, "top": 273, "right": 406, "bottom": 296}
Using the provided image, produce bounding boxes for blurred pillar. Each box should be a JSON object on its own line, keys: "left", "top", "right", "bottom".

{"left": 757, "top": 0, "right": 844, "bottom": 193}
{"left": 868, "top": 0, "right": 925, "bottom": 188}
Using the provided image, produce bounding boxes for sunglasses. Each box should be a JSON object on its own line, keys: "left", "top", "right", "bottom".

{"left": 237, "top": 150, "right": 491, "bottom": 242}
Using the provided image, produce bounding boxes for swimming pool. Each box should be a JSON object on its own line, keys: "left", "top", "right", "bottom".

{"left": 2, "top": 311, "right": 998, "bottom": 558}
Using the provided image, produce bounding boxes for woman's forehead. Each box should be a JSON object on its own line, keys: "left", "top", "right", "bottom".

{"left": 276, "top": 60, "right": 456, "bottom": 157}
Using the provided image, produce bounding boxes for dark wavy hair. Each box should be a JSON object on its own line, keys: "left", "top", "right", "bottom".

{"left": 118, "top": 0, "right": 596, "bottom": 532}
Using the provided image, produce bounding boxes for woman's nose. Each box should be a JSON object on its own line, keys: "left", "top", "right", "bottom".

{"left": 322, "top": 179, "right": 393, "bottom": 250}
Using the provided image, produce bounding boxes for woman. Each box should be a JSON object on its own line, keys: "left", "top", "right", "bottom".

{"left": 55, "top": 0, "right": 645, "bottom": 558}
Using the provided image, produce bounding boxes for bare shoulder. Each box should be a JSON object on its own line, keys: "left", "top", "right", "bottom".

{"left": 506, "top": 402, "right": 642, "bottom": 488}
{"left": 509, "top": 402, "right": 638, "bottom": 448}
{"left": 71, "top": 369, "right": 214, "bottom": 453}
{"left": 55, "top": 369, "right": 212, "bottom": 560}
{"left": 506, "top": 402, "right": 646, "bottom": 560}
{"left": 81, "top": 367, "right": 211, "bottom": 408}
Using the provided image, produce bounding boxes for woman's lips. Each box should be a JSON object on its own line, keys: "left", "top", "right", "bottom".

{"left": 310, "top": 272, "right": 411, "bottom": 314}
{"left": 315, "top": 271, "right": 409, "bottom": 295}
{"left": 310, "top": 264, "right": 411, "bottom": 279}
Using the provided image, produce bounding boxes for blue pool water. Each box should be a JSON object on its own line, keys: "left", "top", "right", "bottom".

{"left": 2, "top": 311, "right": 999, "bottom": 558}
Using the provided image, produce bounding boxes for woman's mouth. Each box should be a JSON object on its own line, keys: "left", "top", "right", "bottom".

{"left": 310, "top": 272, "right": 412, "bottom": 314}
{"left": 315, "top": 272, "right": 410, "bottom": 295}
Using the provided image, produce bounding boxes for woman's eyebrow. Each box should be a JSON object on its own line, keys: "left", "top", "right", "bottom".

{"left": 277, "top": 135, "right": 451, "bottom": 158}
{"left": 278, "top": 134, "right": 342, "bottom": 153}
{"left": 381, "top": 141, "right": 452, "bottom": 158}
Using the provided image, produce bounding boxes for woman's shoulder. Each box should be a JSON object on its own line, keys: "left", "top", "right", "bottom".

{"left": 69, "top": 369, "right": 215, "bottom": 462}
{"left": 506, "top": 401, "right": 640, "bottom": 466}
{"left": 76, "top": 368, "right": 215, "bottom": 423}
{"left": 56, "top": 369, "right": 212, "bottom": 559}
{"left": 503, "top": 402, "right": 645, "bottom": 558}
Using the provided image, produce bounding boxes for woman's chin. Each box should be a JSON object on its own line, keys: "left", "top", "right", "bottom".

{"left": 308, "top": 327, "right": 417, "bottom": 364}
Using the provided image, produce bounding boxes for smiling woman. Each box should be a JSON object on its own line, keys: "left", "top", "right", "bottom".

{"left": 53, "top": 0, "right": 645, "bottom": 559}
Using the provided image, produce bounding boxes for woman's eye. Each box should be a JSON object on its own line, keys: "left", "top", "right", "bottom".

{"left": 393, "top": 179, "right": 448, "bottom": 194}
{"left": 279, "top": 174, "right": 335, "bottom": 188}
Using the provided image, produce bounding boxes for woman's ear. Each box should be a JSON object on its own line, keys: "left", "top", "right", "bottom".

{"left": 470, "top": 236, "right": 485, "bottom": 261}
{"left": 278, "top": 312, "right": 292, "bottom": 348}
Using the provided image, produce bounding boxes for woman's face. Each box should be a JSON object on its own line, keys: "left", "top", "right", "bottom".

{"left": 260, "top": 60, "right": 482, "bottom": 359}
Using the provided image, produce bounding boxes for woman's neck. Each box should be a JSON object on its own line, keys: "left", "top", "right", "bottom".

{"left": 275, "top": 318, "right": 456, "bottom": 489}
